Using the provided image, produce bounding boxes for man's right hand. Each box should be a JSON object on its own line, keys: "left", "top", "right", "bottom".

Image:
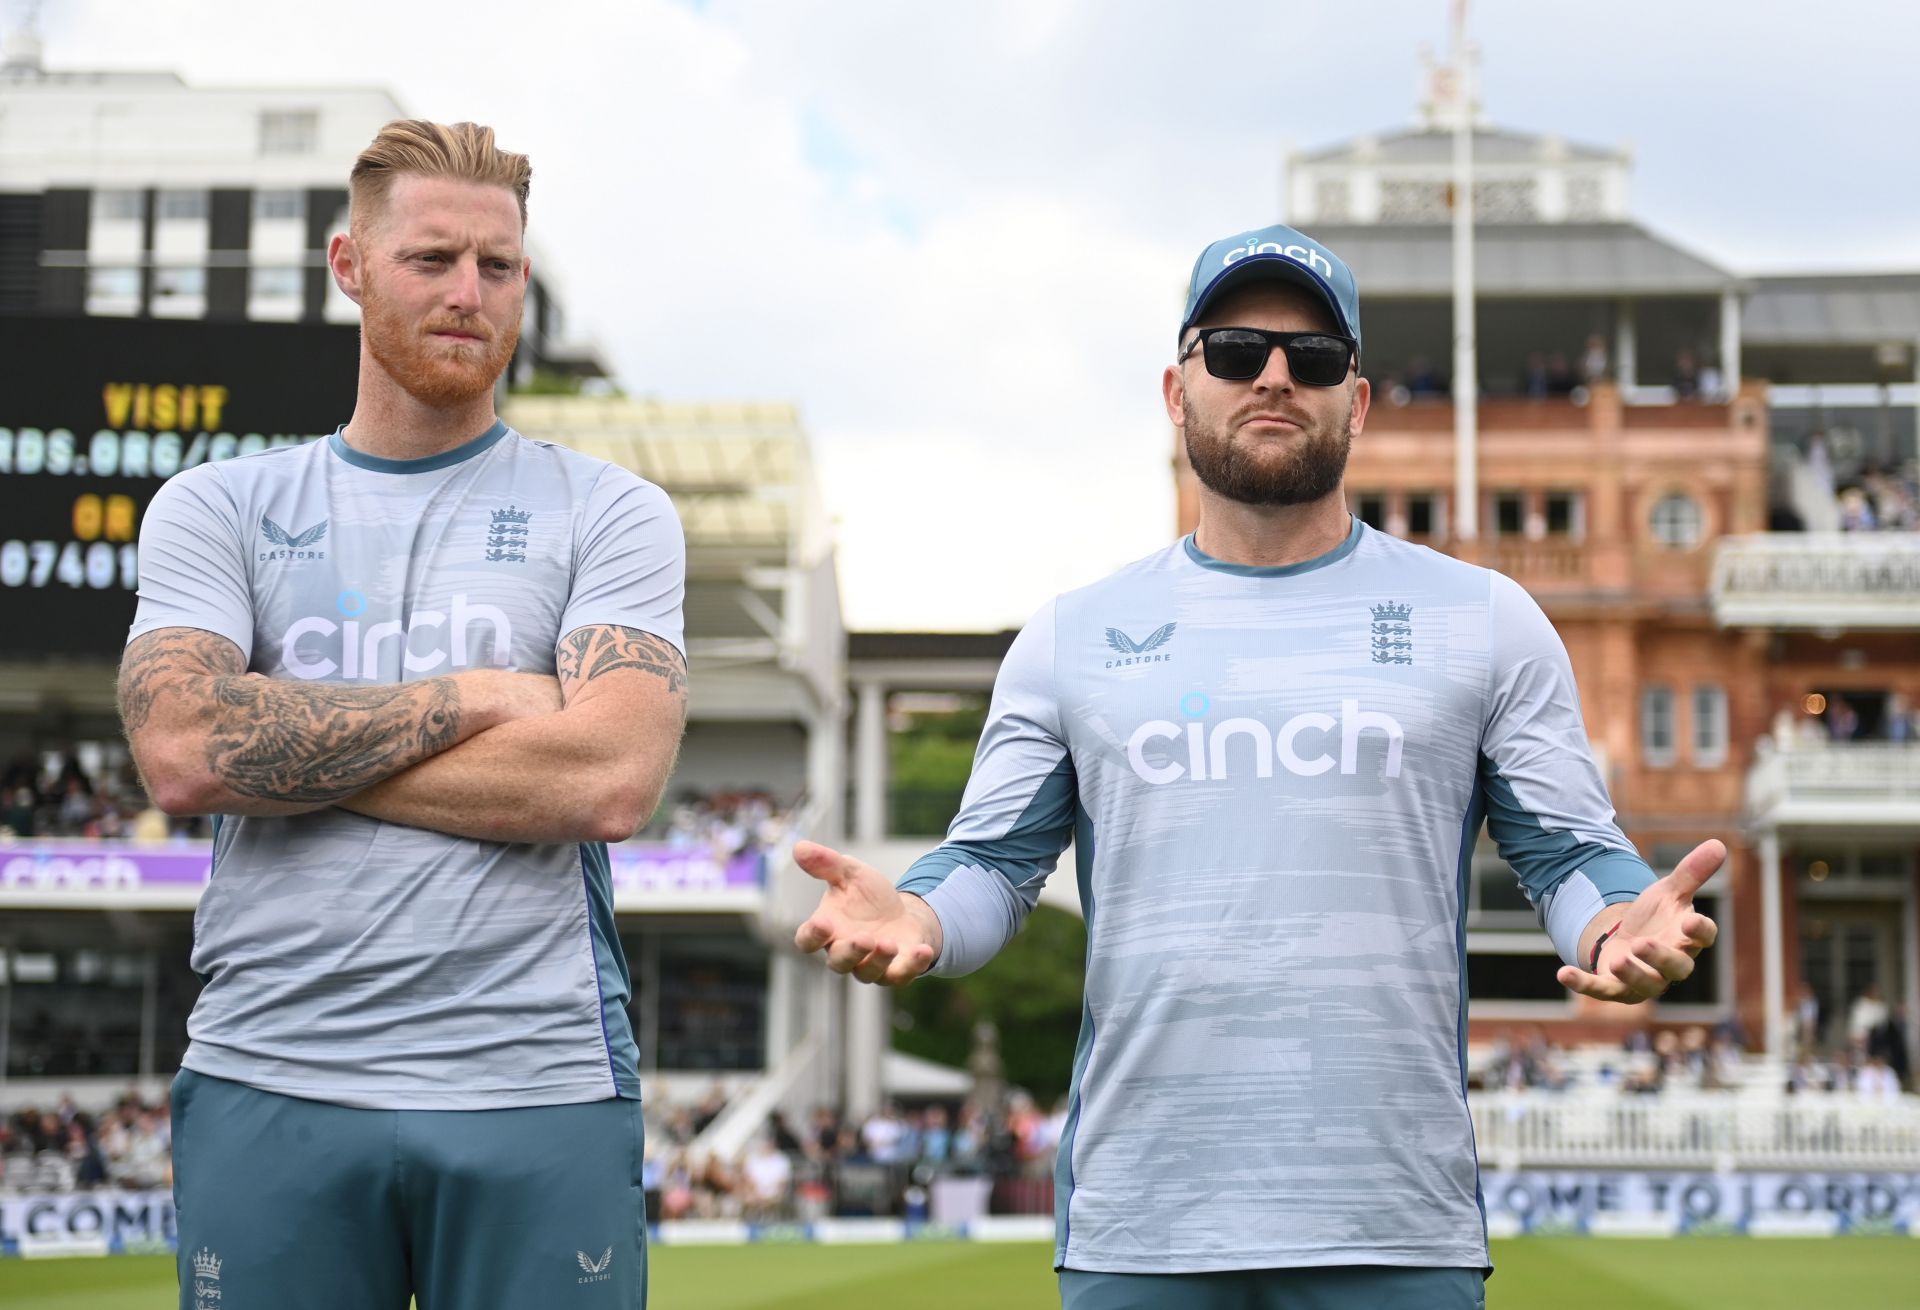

{"left": 793, "top": 840, "right": 942, "bottom": 986}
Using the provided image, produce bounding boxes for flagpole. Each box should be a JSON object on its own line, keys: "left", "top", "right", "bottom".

{"left": 1451, "top": 0, "right": 1478, "bottom": 544}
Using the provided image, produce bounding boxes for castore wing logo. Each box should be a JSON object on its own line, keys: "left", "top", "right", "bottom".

{"left": 1105, "top": 623, "right": 1175, "bottom": 655}
{"left": 1103, "top": 622, "right": 1176, "bottom": 670}
{"left": 258, "top": 516, "right": 328, "bottom": 560}
{"left": 577, "top": 1246, "right": 614, "bottom": 1283}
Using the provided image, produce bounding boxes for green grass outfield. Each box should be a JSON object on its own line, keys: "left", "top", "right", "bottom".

{"left": 4, "top": 1239, "right": 1919, "bottom": 1309}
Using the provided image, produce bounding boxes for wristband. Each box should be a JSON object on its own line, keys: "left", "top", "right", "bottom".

{"left": 1589, "top": 919, "right": 1624, "bottom": 973}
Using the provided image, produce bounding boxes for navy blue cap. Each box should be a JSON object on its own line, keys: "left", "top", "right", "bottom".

{"left": 1180, "top": 223, "right": 1362, "bottom": 358}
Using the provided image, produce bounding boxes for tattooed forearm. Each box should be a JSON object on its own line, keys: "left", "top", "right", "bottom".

{"left": 118, "top": 627, "right": 479, "bottom": 811}
{"left": 203, "top": 675, "right": 463, "bottom": 803}
{"left": 558, "top": 626, "right": 688, "bottom": 697}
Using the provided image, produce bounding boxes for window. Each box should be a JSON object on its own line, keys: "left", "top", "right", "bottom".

{"left": 1642, "top": 685, "right": 1677, "bottom": 767}
{"left": 157, "top": 189, "right": 208, "bottom": 221}
{"left": 253, "top": 189, "right": 306, "bottom": 222}
{"left": 85, "top": 266, "right": 140, "bottom": 313}
{"left": 652, "top": 934, "right": 767, "bottom": 1070}
{"left": 1379, "top": 179, "right": 1449, "bottom": 222}
{"left": 1355, "top": 493, "right": 1386, "bottom": 529}
{"left": 1469, "top": 849, "right": 1536, "bottom": 926}
{"left": 249, "top": 266, "right": 304, "bottom": 321}
{"left": 152, "top": 267, "right": 205, "bottom": 319}
{"left": 92, "top": 189, "right": 144, "bottom": 223}
{"left": 1467, "top": 950, "right": 1570, "bottom": 1003}
{"left": 153, "top": 267, "right": 205, "bottom": 298}
{"left": 1649, "top": 492, "right": 1703, "bottom": 548}
{"left": 1314, "top": 178, "right": 1352, "bottom": 221}
{"left": 1406, "top": 492, "right": 1441, "bottom": 537}
{"left": 1566, "top": 175, "right": 1604, "bottom": 219}
{"left": 1474, "top": 178, "right": 1538, "bottom": 222}
{"left": 249, "top": 266, "right": 303, "bottom": 300}
{"left": 1545, "top": 491, "right": 1582, "bottom": 538}
{"left": 1493, "top": 491, "right": 1526, "bottom": 537}
{"left": 1692, "top": 685, "right": 1728, "bottom": 767}
{"left": 259, "top": 109, "right": 319, "bottom": 155}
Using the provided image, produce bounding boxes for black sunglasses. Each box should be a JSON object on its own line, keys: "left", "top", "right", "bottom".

{"left": 1179, "top": 327, "right": 1357, "bottom": 387}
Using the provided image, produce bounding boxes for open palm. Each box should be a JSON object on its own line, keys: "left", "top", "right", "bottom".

{"left": 1557, "top": 839, "right": 1723, "bottom": 1003}
{"left": 792, "top": 839, "right": 941, "bottom": 986}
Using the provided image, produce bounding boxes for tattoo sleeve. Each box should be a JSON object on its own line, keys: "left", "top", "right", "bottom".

{"left": 119, "top": 627, "right": 470, "bottom": 807}
{"left": 557, "top": 625, "right": 688, "bottom": 700}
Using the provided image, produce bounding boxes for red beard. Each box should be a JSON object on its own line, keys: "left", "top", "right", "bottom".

{"left": 361, "top": 279, "right": 519, "bottom": 408}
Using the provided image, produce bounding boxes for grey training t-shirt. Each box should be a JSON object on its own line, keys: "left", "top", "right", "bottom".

{"left": 129, "top": 421, "right": 685, "bottom": 1110}
{"left": 898, "top": 518, "right": 1653, "bottom": 1274}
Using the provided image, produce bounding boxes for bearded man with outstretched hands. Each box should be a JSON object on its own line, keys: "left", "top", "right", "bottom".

{"left": 795, "top": 222, "right": 1718, "bottom": 1310}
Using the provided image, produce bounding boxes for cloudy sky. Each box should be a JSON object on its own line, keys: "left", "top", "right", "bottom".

{"left": 30, "top": 0, "right": 1920, "bottom": 628}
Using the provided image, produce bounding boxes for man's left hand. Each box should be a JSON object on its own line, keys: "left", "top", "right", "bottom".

{"left": 1557, "top": 839, "right": 1724, "bottom": 1004}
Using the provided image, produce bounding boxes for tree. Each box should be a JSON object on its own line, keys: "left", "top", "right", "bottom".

{"left": 892, "top": 903, "right": 1086, "bottom": 1106}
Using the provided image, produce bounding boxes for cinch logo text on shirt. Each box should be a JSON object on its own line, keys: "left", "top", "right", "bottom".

{"left": 277, "top": 592, "right": 513, "bottom": 680}
{"left": 1126, "top": 698, "right": 1404, "bottom": 784}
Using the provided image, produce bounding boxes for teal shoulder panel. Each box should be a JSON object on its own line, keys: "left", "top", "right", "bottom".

{"left": 898, "top": 757, "right": 1077, "bottom": 897}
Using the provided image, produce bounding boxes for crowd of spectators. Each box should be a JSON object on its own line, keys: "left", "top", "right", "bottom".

{"left": 1768, "top": 695, "right": 1920, "bottom": 748}
{"left": 0, "top": 752, "right": 208, "bottom": 841}
{"left": 651, "top": 790, "right": 793, "bottom": 859}
{"left": 1480, "top": 1024, "right": 1750, "bottom": 1096}
{"left": 1773, "top": 430, "right": 1920, "bottom": 533}
{"left": 1789, "top": 983, "right": 1912, "bottom": 1100}
{"left": 638, "top": 1085, "right": 1066, "bottom": 1223}
{"left": 0, "top": 1091, "right": 171, "bottom": 1193}
{"left": 1371, "top": 339, "right": 1739, "bottom": 408}
{"left": 1483, "top": 990, "right": 1914, "bottom": 1101}
{"left": 3, "top": 755, "right": 796, "bottom": 851}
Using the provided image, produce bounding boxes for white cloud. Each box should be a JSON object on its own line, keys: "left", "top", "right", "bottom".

{"left": 32, "top": 0, "right": 1920, "bottom": 628}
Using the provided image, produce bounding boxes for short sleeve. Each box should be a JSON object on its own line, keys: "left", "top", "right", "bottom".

{"left": 127, "top": 465, "right": 256, "bottom": 662}
{"left": 560, "top": 466, "right": 686, "bottom": 655}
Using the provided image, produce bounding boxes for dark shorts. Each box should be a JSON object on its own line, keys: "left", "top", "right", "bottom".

{"left": 171, "top": 1068, "right": 647, "bottom": 1310}
{"left": 1059, "top": 1264, "right": 1485, "bottom": 1310}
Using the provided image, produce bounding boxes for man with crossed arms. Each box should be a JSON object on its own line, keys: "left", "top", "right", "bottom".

{"left": 121, "top": 120, "right": 684, "bottom": 1309}
{"left": 793, "top": 222, "right": 1720, "bottom": 1309}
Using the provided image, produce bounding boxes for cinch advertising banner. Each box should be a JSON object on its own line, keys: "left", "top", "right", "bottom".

{"left": 0, "top": 841, "right": 766, "bottom": 898}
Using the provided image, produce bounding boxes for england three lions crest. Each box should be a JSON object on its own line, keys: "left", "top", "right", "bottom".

{"left": 1369, "top": 601, "right": 1412, "bottom": 665}
{"left": 486, "top": 505, "right": 532, "bottom": 564}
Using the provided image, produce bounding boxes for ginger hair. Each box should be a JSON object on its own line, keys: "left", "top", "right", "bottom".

{"left": 348, "top": 119, "right": 531, "bottom": 235}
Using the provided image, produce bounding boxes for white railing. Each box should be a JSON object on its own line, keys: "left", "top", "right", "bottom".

{"left": 1470, "top": 1090, "right": 1920, "bottom": 1170}
{"left": 1710, "top": 533, "right": 1920, "bottom": 628}
{"left": 1746, "top": 741, "right": 1920, "bottom": 825}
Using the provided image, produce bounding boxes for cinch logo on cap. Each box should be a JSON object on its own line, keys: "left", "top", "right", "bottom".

{"left": 1222, "top": 238, "right": 1335, "bottom": 278}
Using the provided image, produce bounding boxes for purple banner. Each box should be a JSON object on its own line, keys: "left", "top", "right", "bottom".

{"left": 608, "top": 848, "right": 766, "bottom": 894}
{"left": 1, "top": 842, "right": 766, "bottom": 894}
{"left": 0, "top": 843, "right": 209, "bottom": 890}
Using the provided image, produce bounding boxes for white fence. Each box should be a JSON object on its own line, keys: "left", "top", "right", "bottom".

{"left": 1470, "top": 1090, "right": 1920, "bottom": 1171}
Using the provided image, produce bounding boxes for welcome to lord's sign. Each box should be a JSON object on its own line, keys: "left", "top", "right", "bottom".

{"left": 8, "top": 1173, "right": 1920, "bottom": 1256}
{"left": 1485, "top": 1170, "right": 1920, "bottom": 1231}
